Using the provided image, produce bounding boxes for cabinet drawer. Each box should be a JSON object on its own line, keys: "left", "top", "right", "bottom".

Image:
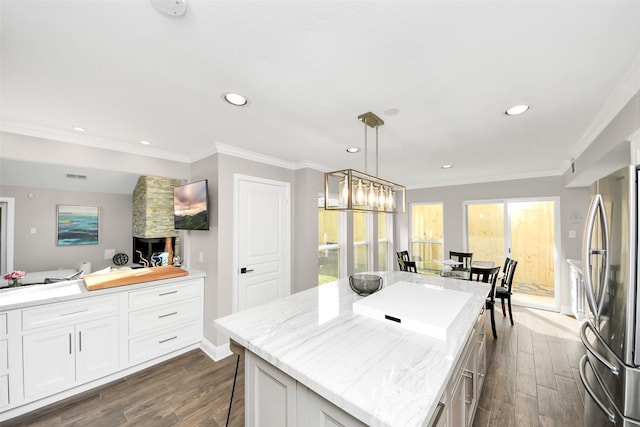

{"left": 128, "top": 320, "right": 200, "bottom": 365}
{"left": 22, "top": 295, "right": 118, "bottom": 331}
{"left": 128, "top": 279, "right": 201, "bottom": 311}
{"left": 0, "top": 313, "right": 6, "bottom": 335}
{"left": 129, "top": 297, "right": 200, "bottom": 337}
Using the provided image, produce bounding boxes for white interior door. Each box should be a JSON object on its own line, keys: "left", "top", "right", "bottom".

{"left": 236, "top": 175, "right": 290, "bottom": 311}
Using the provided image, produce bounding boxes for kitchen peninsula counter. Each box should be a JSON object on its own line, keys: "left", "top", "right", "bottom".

{"left": 0, "top": 268, "right": 205, "bottom": 311}
{"left": 215, "top": 271, "right": 490, "bottom": 427}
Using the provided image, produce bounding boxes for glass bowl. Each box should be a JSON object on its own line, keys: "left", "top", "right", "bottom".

{"left": 349, "top": 274, "right": 383, "bottom": 296}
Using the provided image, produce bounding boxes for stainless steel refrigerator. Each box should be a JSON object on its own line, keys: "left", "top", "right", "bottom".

{"left": 579, "top": 165, "right": 640, "bottom": 426}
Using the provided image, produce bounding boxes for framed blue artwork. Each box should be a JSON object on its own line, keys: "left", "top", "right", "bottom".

{"left": 57, "top": 205, "right": 99, "bottom": 246}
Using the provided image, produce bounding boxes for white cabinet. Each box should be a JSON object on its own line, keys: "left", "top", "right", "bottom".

{"left": 246, "top": 351, "right": 366, "bottom": 427}
{"left": 23, "top": 325, "right": 76, "bottom": 398}
{"left": 442, "top": 307, "right": 486, "bottom": 427}
{"left": 0, "top": 274, "right": 204, "bottom": 422}
{"left": 0, "top": 313, "right": 9, "bottom": 409}
{"left": 127, "top": 279, "right": 202, "bottom": 365}
{"left": 20, "top": 295, "right": 120, "bottom": 399}
{"left": 75, "top": 316, "right": 119, "bottom": 384}
{"left": 246, "top": 350, "right": 297, "bottom": 427}
{"left": 297, "top": 384, "right": 367, "bottom": 427}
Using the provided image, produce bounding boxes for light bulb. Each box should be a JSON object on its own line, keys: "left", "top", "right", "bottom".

{"left": 355, "top": 179, "right": 365, "bottom": 205}
{"left": 387, "top": 188, "right": 395, "bottom": 209}
{"left": 367, "top": 182, "right": 376, "bottom": 206}
{"left": 340, "top": 176, "right": 349, "bottom": 204}
{"left": 378, "top": 186, "right": 386, "bottom": 207}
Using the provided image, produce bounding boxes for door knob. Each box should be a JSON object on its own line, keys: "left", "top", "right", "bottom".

{"left": 240, "top": 267, "right": 254, "bottom": 274}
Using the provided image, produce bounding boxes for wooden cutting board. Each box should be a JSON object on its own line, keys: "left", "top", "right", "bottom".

{"left": 83, "top": 265, "right": 189, "bottom": 291}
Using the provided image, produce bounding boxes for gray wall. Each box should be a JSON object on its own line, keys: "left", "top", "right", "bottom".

{"left": 399, "top": 176, "right": 590, "bottom": 312}
{"left": 190, "top": 153, "right": 301, "bottom": 346}
{"left": 0, "top": 132, "right": 191, "bottom": 272}
{"left": 0, "top": 184, "right": 132, "bottom": 272}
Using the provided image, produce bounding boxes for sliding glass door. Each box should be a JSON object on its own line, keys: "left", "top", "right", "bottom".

{"left": 465, "top": 198, "right": 560, "bottom": 311}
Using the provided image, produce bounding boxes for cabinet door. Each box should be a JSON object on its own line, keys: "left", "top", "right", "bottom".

{"left": 450, "top": 371, "right": 466, "bottom": 427}
{"left": 246, "top": 351, "right": 297, "bottom": 427}
{"left": 0, "top": 374, "right": 9, "bottom": 408}
{"left": 76, "top": 316, "right": 119, "bottom": 384}
{"left": 23, "top": 325, "right": 75, "bottom": 398}
{"left": 298, "top": 384, "right": 367, "bottom": 427}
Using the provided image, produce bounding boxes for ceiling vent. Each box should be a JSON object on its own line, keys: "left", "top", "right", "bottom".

{"left": 66, "top": 173, "right": 87, "bottom": 180}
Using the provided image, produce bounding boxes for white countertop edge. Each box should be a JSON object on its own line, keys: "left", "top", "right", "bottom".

{"left": 0, "top": 268, "right": 205, "bottom": 311}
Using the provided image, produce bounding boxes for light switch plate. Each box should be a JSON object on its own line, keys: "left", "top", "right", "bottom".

{"left": 104, "top": 249, "right": 116, "bottom": 260}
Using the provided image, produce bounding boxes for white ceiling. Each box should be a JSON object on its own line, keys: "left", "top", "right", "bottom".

{"left": 2, "top": 0, "right": 640, "bottom": 189}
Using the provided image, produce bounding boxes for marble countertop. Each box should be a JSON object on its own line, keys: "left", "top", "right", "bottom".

{"left": 214, "top": 271, "right": 490, "bottom": 427}
{"left": 0, "top": 268, "right": 205, "bottom": 311}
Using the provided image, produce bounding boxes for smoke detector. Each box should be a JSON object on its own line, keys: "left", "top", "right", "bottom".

{"left": 150, "top": 0, "right": 187, "bottom": 17}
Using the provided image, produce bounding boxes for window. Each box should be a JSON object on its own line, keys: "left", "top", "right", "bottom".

{"left": 318, "top": 202, "right": 344, "bottom": 285}
{"left": 378, "top": 213, "right": 392, "bottom": 271}
{"left": 353, "top": 212, "right": 369, "bottom": 273}
{"left": 411, "top": 203, "right": 444, "bottom": 272}
{"left": 465, "top": 198, "right": 559, "bottom": 310}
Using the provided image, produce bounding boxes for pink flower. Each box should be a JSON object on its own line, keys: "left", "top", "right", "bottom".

{"left": 4, "top": 270, "right": 26, "bottom": 280}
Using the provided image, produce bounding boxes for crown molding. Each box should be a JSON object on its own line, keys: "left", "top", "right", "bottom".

{"left": 572, "top": 51, "right": 640, "bottom": 160}
{"left": 207, "top": 142, "right": 328, "bottom": 172}
{"left": 0, "top": 121, "right": 192, "bottom": 163}
{"left": 406, "top": 167, "right": 564, "bottom": 190}
{"left": 292, "top": 160, "right": 330, "bottom": 172}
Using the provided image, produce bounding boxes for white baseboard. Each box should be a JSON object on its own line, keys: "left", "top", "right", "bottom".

{"left": 200, "top": 338, "right": 233, "bottom": 361}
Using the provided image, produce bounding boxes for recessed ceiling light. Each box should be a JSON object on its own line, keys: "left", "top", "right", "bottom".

{"left": 72, "top": 126, "right": 85, "bottom": 132}
{"left": 441, "top": 164, "right": 453, "bottom": 169}
{"left": 224, "top": 92, "right": 248, "bottom": 106}
{"left": 505, "top": 105, "right": 530, "bottom": 116}
{"left": 346, "top": 147, "right": 360, "bottom": 153}
{"left": 140, "top": 140, "right": 150, "bottom": 145}
{"left": 384, "top": 108, "right": 400, "bottom": 116}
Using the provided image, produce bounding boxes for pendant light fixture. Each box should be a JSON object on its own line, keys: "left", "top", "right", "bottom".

{"left": 324, "top": 112, "right": 406, "bottom": 213}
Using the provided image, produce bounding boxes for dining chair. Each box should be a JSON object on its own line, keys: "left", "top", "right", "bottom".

{"left": 495, "top": 258, "right": 518, "bottom": 325}
{"left": 403, "top": 260, "right": 418, "bottom": 273}
{"left": 396, "top": 251, "right": 410, "bottom": 270}
{"left": 449, "top": 251, "right": 473, "bottom": 278}
{"left": 449, "top": 251, "right": 473, "bottom": 270}
{"left": 470, "top": 265, "right": 501, "bottom": 339}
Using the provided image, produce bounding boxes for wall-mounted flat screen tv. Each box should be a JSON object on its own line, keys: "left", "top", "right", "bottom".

{"left": 173, "top": 179, "right": 210, "bottom": 230}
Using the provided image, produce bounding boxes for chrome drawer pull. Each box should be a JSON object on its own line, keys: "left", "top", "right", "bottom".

{"left": 61, "top": 309, "right": 89, "bottom": 316}
{"left": 159, "top": 336, "right": 177, "bottom": 344}
{"left": 158, "top": 312, "right": 178, "bottom": 319}
{"left": 159, "top": 290, "right": 178, "bottom": 296}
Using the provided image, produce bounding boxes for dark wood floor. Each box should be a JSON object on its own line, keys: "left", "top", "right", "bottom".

{"left": 473, "top": 306, "right": 585, "bottom": 427}
{"left": 5, "top": 306, "right": 584, "bottom": 427}
{"left": 3, "top": 346, "right": 245, "bottom": 427}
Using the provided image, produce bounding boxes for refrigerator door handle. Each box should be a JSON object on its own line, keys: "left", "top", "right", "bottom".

{"left": 582, "top": 193, "right": 610, "bottom": 318}
{"left": 580, "top": 321, "right": 620, "bottom": 376}
{"left": 579, "top": 354, "right": 617, "bottom": 423}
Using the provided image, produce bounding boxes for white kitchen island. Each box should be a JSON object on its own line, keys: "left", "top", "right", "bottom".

{"left": 214, "top": 271, "right": 491, "bottom": 427}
